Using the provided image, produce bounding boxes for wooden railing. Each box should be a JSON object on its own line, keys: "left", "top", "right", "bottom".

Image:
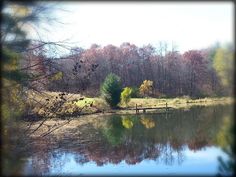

{"left": 119, "top": 103, "right": 173, "bottom": 113}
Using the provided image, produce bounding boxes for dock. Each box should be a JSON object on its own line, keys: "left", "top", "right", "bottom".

{"left": 125, "top": 103, "right": 173, "bottom": 113}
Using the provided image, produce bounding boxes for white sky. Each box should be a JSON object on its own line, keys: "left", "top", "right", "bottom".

{"left": 39, "top": 2, "right": 234, "bottom": 53}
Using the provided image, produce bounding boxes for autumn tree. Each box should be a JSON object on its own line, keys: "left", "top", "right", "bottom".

{"left": 139, "top": 80, "right": 153, "bottom": 97}
{"left": 121, "top": 87, "right": 132, "bottom": 105}
{"left": 162, "top": 51, "right": 184, "bottom": 96}
{"left": 182, "top": 50, "right": 209, "bottom": 97}
{"left": 201, "top": 45, "right": 222, "bottom": 96}
{"left": 213, "top": 45, "right": 234, "bottom": 95}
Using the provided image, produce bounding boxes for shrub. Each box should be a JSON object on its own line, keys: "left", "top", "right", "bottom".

{"left": 101, "top": 73, "right": 122, "bottom": 108}
{"left": 121, "top": 87, "right": 132, "bottom": 105}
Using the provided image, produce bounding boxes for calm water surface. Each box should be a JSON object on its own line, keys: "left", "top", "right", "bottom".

{"left": 2, "top": 105, "right": 235, "bottom": 176}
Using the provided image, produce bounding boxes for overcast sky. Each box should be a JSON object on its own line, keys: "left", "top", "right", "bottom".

{"left": 38, "top": 2, "right": 234, "bottom": 53}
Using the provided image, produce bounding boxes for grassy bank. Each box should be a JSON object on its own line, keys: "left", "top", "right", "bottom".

{"left": 26, "top": 90, "right": 234, "bottom": 118}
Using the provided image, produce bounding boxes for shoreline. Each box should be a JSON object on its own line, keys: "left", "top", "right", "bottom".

{"left": 43, "top": 97, "right": 234, "bottom": 121}
{"left": 22, "top": 100, "right": 234, "bottom": 138}
{"left": 26, "top": 94, "right": 234, "bottom": 120}
{"left": 21, "top": 98, "right": 234, "bottom": 138}
{"left": 77, "top": 98, "right": 234, "bottom": 118}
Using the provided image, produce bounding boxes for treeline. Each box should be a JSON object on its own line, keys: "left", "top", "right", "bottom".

{"left": 26, "top": 42, "right": 234, "bottom": 98}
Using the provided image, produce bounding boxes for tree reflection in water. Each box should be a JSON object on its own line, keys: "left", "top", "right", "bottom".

{"left": 216, "top": 107, "right": 235, "bottom": 176}
{"left": 2, "top": 105, "right": 234, "bottom": 176}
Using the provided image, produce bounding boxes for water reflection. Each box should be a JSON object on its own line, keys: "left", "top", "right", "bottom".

{"left": 122, "top": 116, "right": 134, "bottom": 129}
{"left": 140, "top": 117, "right": 155, "bottom": 129}
{"left": 216, "top": 114, "right": 235, "bottom": 176}
{"left": 2, "top": 105, "right": 235, "bottom": 176}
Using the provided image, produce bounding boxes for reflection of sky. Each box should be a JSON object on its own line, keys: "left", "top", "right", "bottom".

{"left": 34, "top": 146, "right": 229, "bottom": 176}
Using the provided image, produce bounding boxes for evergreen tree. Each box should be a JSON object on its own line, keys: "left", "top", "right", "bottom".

{"left": 101, "top": 73, "right": 122, "bottom": 108}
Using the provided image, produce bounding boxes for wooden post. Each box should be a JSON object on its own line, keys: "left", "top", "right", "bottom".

{"left": 165, "top": 102, "right": 168, "bottom": 118}
{"left": 136, "top": 104, "right": 137, "bottom": 113}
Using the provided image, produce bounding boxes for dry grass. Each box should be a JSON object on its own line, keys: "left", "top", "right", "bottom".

{"left": 26, "top": 90, "right": 108, "bottom": 116}
{"left": 125, "top": 97, "right": 234, "bottom": 109}
{"left": 26, "top": 90, "right": 234, "bottom": 117}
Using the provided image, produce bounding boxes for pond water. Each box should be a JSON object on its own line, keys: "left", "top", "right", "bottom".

{"left": 2, "top": 105, "right": 235, "bottom": 176}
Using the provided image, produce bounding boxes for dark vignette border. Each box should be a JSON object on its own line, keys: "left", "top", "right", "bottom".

{"left": 0, "top": 0, "right": 235, "bottom": 177}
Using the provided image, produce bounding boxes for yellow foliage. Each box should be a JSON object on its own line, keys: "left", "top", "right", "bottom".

{"left": 216, "top": 116, "right": 233, "bottom": 149}
{"left": 140, "top": 117, "right": 155, "bottom": 129}
{"left": 122, "top": 117, "right": 133, "bottom": 129}
{"left": 139, "top": 80, "right": 153, "bottom": 97}
{"left": 121, "top": 87, "right": 132, "bottom": 105}
{"left": 213, "top": 48, "right": 234, "bottom": 87}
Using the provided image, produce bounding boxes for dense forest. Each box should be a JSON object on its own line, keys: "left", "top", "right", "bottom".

{"left": 23, "top": 42, "right": 234, "bottom": 98}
